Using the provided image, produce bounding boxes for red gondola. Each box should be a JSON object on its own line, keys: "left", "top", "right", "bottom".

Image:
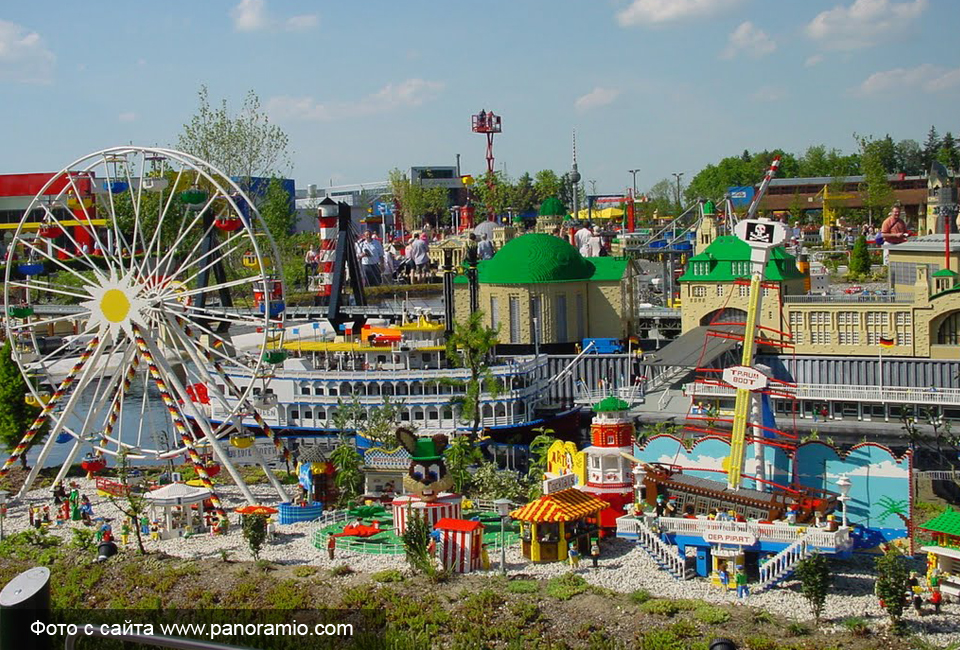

{"left": 81, "top": 454, "right": 107, "bottom": 478}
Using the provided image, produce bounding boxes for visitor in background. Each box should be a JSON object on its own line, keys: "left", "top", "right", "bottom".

{"left": 575, "top": 223, "right": 592, "bottom": 250}
{"left": 407, "top": 233, "right": 430, "bottom": 283}
{"left": 478, "top": 233, "right": 495, "bottom": 260}
{"left": 359, "top": 230, "right": 383, "bottom": 287}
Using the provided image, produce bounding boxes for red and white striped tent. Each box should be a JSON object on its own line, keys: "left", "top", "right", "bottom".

{"left": 391, "top": 494, "right": 462, "bottom": 535}
{"left": 434, "top": 518, "right": 484, "bottom": 573}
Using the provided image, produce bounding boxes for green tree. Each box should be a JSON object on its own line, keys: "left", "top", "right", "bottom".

{"left": 874, "top": 547, "right": 910, "bottom": 633}
{"left": 472, "top": 171, "right": 511, "bottom": 220}
{"left": 510, "top": 172, "right": 537, "bottom": 213}
{"left": 533, "top": 170, "right": 562, "bottom": 204}
{"left": 106, "top": 449, "right": 149, "bottom": 554}
{"left": 0, "top": 340, "right": 42, "bottom": 469}
{"left": 241, "top": 513, "right": 268, "bottom": 561}
{"left": 788, "top": 190, "right": 807, "bottom": 226}
{"left": 526, "top": 429, "right": 558, "bottom": 498}
{"left": 645, "top": 178, "right": 677, "bottom": 217}
{"left": 444, "top": 310, "right": 501, "bottom": 439}
{"left": 260, "top": 177, "right": 296, "bottom": 242}
{"left": 848, "top": 236, "right": 872, "bottom": 276}
{"left": 937, "top": 132, "right": 959, "bottom": 171}
{"left": 857, "top": 136, "right": 896, "bottom": 225}
{"left": 177, "top": 85, "right": 291, "bottom": 186}
{"left": 330, "top": 441, "right": 364, "bottom": 507}
{"left": 470, "top": 462, "right": 528, "bottom": 501}
{"left": 794, "top": 553, "right": 832, "bottom": 623}
{"left": 401, "top": 511, "right": 436, "bottom": 576}
{"left": 894, "top": 139, "right": 924, "bottom": 175}
{"left": 922, "top": 125, "right": 941, "bottom": 170}
{"left": 444, "top": 434, "right": 482, "bottom": 494}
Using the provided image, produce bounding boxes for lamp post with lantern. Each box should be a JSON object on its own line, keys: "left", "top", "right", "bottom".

{"left": 493, "top": 498, "right": 513, "bottom": 575}
{"left": 836, "top": 475, "right": 851, "bottom": 528}
{"left": 633, "top": 465, "right": 647, "bottom": 514}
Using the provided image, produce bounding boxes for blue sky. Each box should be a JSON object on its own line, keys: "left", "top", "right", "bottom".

{"left": 1, "top": 0, "right": 957, "bottom": 196}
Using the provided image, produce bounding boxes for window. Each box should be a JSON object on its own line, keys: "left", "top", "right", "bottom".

{"left": 738, "top": 284, "right": 749, "bottom": 297}
{"left": 300, "top": 385, "right": 311, "bottom": 395}
{"left": 509, "top": 296, "right": 521, "bottom": 343}
{"left": 938, "top": 312, "right": 960, "bottom": 345}
{"left": 490, "top": 296, "right": 500, "bottom": 330}
{"left": 529, "top": 295, "right": 542, "bottom": 343}
{"left": 716, "top": 284, "right": 724, "bottom": 297}
{"left": 810, "top": 312, "right": 830, "bottom": 325}
{"left": 289, "top": 409, "right": 299, "bottom": 420}
{"left": 692, "top": 285, "right": 706, "bottom": 297}
{"left": 789, "top": 312, "right": 803, "bottom": 345}
{"left": 895, "top": 312, "right": 911, "bottom": 326}
{"left": 303, "top": 409, "right": 312, "bottom": 420}
{"left": 556, "top": 294, "right": 568, "bottom": 341}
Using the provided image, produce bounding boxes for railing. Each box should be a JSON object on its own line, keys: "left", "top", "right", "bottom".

{"left": 636, "top": 307, "right": 681, "bottom": 319}
{"left": 782, "top": 292, "right": 913, "bottom": 304}
{"left": 264, "top": 355, "right": 549, "bottom": 381}
{"left": 757, "top": 538, "right": 809, "bottom": 591}
{"left": 914, "top": 470, "right": 960, "bottom": 481}
{"left": 575, "top": 385, "right": 643, "bottom": 406}
{"left": 653, "top": 516, "right": 850, "bottom": 550}
{"left": 632, "top": 517, "right": 688, "bottom": 579}
{"left": 686, "top": 381, "right": 960, "bottom": 407}
{"left": 658, "top": 389, "right": 672, "bottom": 410}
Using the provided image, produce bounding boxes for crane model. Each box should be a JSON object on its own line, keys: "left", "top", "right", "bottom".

{"left": 471, "top": 109, "right": 502, "bottom": 220}
{"left": 810, "top": 184, "right": 855, "bottom": 249}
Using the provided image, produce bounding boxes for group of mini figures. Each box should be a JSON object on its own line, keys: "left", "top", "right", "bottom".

{"left": 44, "top": 481, "right": 95, "bottom": 526}
{"left": 566, "top": 539, "right": 602, "bottom": 570}
{"left": 884, "top": 569, "right": 947, "bottom": 617}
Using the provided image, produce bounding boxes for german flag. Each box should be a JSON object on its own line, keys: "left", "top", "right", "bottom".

{"left": 879, "top": 336, "right": 895, "bottom": 348}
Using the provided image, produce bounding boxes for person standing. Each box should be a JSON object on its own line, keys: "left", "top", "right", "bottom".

{"left": 327, "top": 533, "right": 336, "bottom": 560}
{"left": 478, "top": 234, "right": 495, "bottom": 260}
{"left": 359, "top": 231, "right": 383, "bottom": 287}
{"left": 735, "top": 566, "right": 749, "bottom": 599}
{"left": 590, "top": 539, "right": 600, "bottom": 568}
{"left": 568, "top": 542, "right": 580, "bottom": 569}
{"left": 465, "top": 233, "right": 479, "bottom": 268}
{"left": 407, "top": 233, "right": 430, "bottom": 283}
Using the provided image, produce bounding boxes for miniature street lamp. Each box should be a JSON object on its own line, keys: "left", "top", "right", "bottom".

{"left": 634, "top": 465, "right": 647, "bottom": 513}
{"left": 494, "top": 498, "right": 513, "bottom": 576}
{"left": 0, "top": 490, "right": 8, "bottom": 540}
{"left": 836, "top": 474, "right": 851, "bottom": 528}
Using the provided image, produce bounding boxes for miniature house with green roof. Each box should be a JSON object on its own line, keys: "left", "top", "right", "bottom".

{"left": 677, "top": 234, "right": 807, "bottom": 332}
{"left": 453, "top": 233, "right": 637, "bottom": 348}
{"left": 919, "top": 507, "right": 960, "bottom": 598}
{"left": 535, "top": 197, "right": 568, "bottom": 234}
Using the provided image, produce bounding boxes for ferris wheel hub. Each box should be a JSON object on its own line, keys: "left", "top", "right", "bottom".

{"left": 81, "top": 272, "right": 150, "bottom": 341}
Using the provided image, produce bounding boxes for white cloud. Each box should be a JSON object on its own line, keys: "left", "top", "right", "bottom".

{"left": 574, "top": 87, "right": 620, "bottom": 112}
{"left": 267, "top": 78, "right": 444, "bottom": 122}
{"left": 0, "top": 19, "right": 55, "bottom": 84}
{"left": 230, "top": 0, "right": 318, "bottom": 33}
{"left": 118, "top": 112, "right": 136, "bottom": 123}
{"left": 751, "top": 85, "right": 786, "bottom": 102}
{"left": 804, "top": 54, "right": 824, "bottom": 67}
{"left": 857, "top": 63, "right": 960, "bottom": 95}
{"left": 827, "top": 460, "right": 908, "bottom": 479}
{"left": 722, "top": 21, "right": 776, "bottom": 59}
{"left": 617, "top": 0, "right": 744, "bottom": 27}
{"left": 805, "top": 0, "right": 927, "bottom": 50}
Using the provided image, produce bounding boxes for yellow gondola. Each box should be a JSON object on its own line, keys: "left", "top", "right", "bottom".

{"left": 230, "top": 432, "right": 255, "bottom": 449}
{"left": 24, "top": 392, "right": 50, "bottom": 407}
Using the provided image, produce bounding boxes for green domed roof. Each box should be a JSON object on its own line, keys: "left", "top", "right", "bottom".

{"left": 594, "top": 396, "right": 630, "bottom": 412}
{"left": 538, "top": 197, "right": 566, "bottom": 217}
{"left": 479, "top": 234, "right": 595, "bottom": 284}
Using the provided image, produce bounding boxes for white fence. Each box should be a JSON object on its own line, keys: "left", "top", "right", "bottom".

{"left": 687, "top": 381, "right": 960, "bottom": 407}
{"left": 652, "top": 516, "right": 850, "bottom": 550}
{"left": 757, "top": 538, "right": 810, "bottom": 590}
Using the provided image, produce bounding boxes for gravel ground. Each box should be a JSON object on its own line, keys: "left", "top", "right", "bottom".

{"left": 7, "top": 479, "right": 959, "bottom": 647}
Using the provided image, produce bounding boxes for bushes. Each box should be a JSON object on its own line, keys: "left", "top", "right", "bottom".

{"left": 693, "top": 604, "right": 730, "bottom": 624}
{"left": 629, "top": 588, "right": 653, "bottom": 604}
{"left": 545, "top": 573, "right": 589, "bottom": 600}
{"left": 638, "top": 598, "right": 699, "bottom": 618}
{"left": 505, "top": 579, "right": 538, "bottom": 594}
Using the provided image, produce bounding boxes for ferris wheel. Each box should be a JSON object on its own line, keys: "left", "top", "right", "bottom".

{"left": 1, "top": 146, "right": 290, "bottom": 504}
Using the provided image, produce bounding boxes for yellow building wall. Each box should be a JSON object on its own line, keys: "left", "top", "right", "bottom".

{"left": 587, "top": 282, "right": 627, "bottom": 339}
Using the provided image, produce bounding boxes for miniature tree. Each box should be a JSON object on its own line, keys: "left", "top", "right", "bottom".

{"left": 443, "top": 310, "right": 501, "bottom": 440}
{"left": 471, "top": 462, "right": 528, "bottom": 502}
{"left": 330, "top": 443, "right": 364, "bottom": 508}
{"left": 526, "top": 428, "right": 558, "bottom": 499}
{"left": 241, "top": 513, "right": 268, "bottom": 561}
{"left": 106, "top": 449, "right": 149, "bottom": 554}
{"left": 874, "top": 547, "right": 910, "bottom": 634}
{"left": 794, "top": 553, "right": 832, "bottom": 624}
{"left": 848, "top": 236, "right": 871, "bottom": 277}
{"left": 401, "top": 511, "right": 435, "bottom": 576}
{"left": 444, "top": 434, "right": 482, "bottom": 494}
{"left": 0, "top": 340, "right": 43, "bottom": 470}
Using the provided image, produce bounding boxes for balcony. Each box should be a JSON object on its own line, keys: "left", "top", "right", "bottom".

{"left": 686, "top": 381, "right": 960, "bottom": 407}
{"left": 782, "top": 292, "right": 912, "bottom": 304}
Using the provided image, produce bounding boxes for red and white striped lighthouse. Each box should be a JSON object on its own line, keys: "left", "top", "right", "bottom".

{"left": 434, "top": 518, "right": 484, "bottom": 573}
{"left": 315, "top": 197, "right": 338, "bottom": 300}
{"left": 580, "top": 396, "right": 635, "bottom": 528}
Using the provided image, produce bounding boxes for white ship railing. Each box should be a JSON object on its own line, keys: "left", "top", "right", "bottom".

{"left": 260, "top": 355, "right": 548, "bottom": 381}
{"left": 757, "top": 538, "right": 810, "bottom": 590}
{"left": 686, "top": 381, "right": 960, "bottom": 407}
{"left": 652, "top": 516, "right": 850, "bottom": 550}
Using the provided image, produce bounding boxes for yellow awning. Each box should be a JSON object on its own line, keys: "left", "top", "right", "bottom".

{"left": 510, "top": 488, "right": 608, "bottom": 523}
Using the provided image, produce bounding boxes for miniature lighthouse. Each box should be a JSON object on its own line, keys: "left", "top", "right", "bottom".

{"left": 580, "top": 397, "right": 635, "bottom": 528}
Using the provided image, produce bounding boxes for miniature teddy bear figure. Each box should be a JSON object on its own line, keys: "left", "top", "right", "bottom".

{"left": 397, "top": 428, "right": 454, "bottom": 502}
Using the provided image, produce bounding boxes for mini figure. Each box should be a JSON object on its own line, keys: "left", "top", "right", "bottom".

{"left": 590, "top": 540, "right": 600, "bottom": 568}
{"left": 101, "top": 522, "right": 113, "bottom": 543}
{"left": 42, "top": 506, "right": 50, "bottom": 525}
{"left": 327, "top": 533, "right": 336, "bottom": 560}
{"left": 568, "top": 543, "right": 580, "bottom": 569}
{"left": 69, "top": 484, "right": 81, "bottom": 521}
{"left": 59, "top": 500, "right": 69, "bottom": 523}
{"left": 28, "top": 504, "right": 35, "bottom": 527}
{"left": 427, "top": 537, "right": 437, "bottom": 558}
{"left": 140, "top": 515, "right": 150, "bottom": 536}
{"left": 120, "top": 522, "right": 130, "bottom": 545}
{"left": 480, "top": 543, "right": 491, "bottom": 571}
{"left": 717, "top": 563, "right": 730, "bottom": 591}
{"left": 95, "top": 524, "right": 104, "bottom": 543}
{"left": 735, "top": 566, "right": 749, "bottom": 599}
{"left": 80, "top": 495, "right": 94, "bottom": 525}
{"left": 785, "top": 505, "right": 798, "bottom": 525}
{"left": 930, "top": 586, "right": 942, "bottom": 614}
{"left": 150, "top": 521, "right": 160, "bottom": 541}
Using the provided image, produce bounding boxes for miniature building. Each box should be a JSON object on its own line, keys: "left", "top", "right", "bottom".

{"left": 579, "top": 396, "right": 635, "bottom": 528}
{"left": 453, "top": 233, "right": 637, "bottom": 347}
{"left": 919, "top": 507, "right": 960, "bottom": 598}
{"left": 434, "top": 517, "right": 484, "bottom": 573}
{"left": 510, "top": 487, "right": 606, "bottom": 562}
{"left": 924, "top": 161, "right": 958, "bottom": 235}
{"left": 144, "top": 483, "right": 212, "bottom": 540}
{"left": 391, "top": 494, "right": 462, "bottom": 535}
{"left": 362, "top": 446, "right": 411, "bottom": 499}
{"left": 535, "top": 197, "right": 568, "bottom": 234}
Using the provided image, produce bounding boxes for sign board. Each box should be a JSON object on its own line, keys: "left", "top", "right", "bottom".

{"left": 542, "top": 472, "right": 578, "bottom": 494}
{"left": 722, "top": 365, "right": 769, "bottom": 391}
{"left": 546, "top": 440, "right": 586, "bottom": 485}
{"left": 734, "top": 219, "right": 786, "bottom": 249}
{"left": 728, "top": 186, "right": 755, "bottom": 208}
{"left": 704, "top": 531, "right": 757, "bottom": 546}
{"left": 224, "top": 442, "right": 283, "bottom": 467}
{"left": 372, "top": 200, "right": 394, "bottom": 217}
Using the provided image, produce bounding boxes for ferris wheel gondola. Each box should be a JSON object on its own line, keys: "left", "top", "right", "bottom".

{"left": 0, "top": 146, "right": 290, "bottom": 505}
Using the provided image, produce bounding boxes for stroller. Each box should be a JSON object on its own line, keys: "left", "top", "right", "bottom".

{"left": 394, "top": 257, "right": 416, "bottom": 284}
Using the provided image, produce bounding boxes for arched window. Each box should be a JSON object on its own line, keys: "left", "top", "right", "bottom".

{"left": 701, "top": 307, "right": 748, "bottom": 326}
{"left": 938, "top": 311, "right": 960, "bottom": 345}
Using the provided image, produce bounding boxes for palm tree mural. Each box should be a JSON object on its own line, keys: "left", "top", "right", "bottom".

{"left": 876, "top": 495, "right": 914, "bottom": 554}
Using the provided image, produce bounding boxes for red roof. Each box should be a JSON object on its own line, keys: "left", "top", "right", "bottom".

{"left": 434, "top": 517, "right": 483, "bottom": 532}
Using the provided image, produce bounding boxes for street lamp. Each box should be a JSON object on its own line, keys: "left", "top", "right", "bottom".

{"left": 0, "top": 490, "right": 8, "bottom": 540}
{"left": 628, "top": 169, "right": 640, "bottom": 198}
{"left": 836, "top": 474, "right": 851, "bottom": 528}
{"left": 671, "top": 172, "right": 685, "bottom": 212}
{"left": 493, "top": 498, "right": 513, "bottom": 575}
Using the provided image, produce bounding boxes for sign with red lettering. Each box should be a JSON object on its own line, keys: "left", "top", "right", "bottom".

{"left": 722, "top": 365, "right": 769, "bottom": 391}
